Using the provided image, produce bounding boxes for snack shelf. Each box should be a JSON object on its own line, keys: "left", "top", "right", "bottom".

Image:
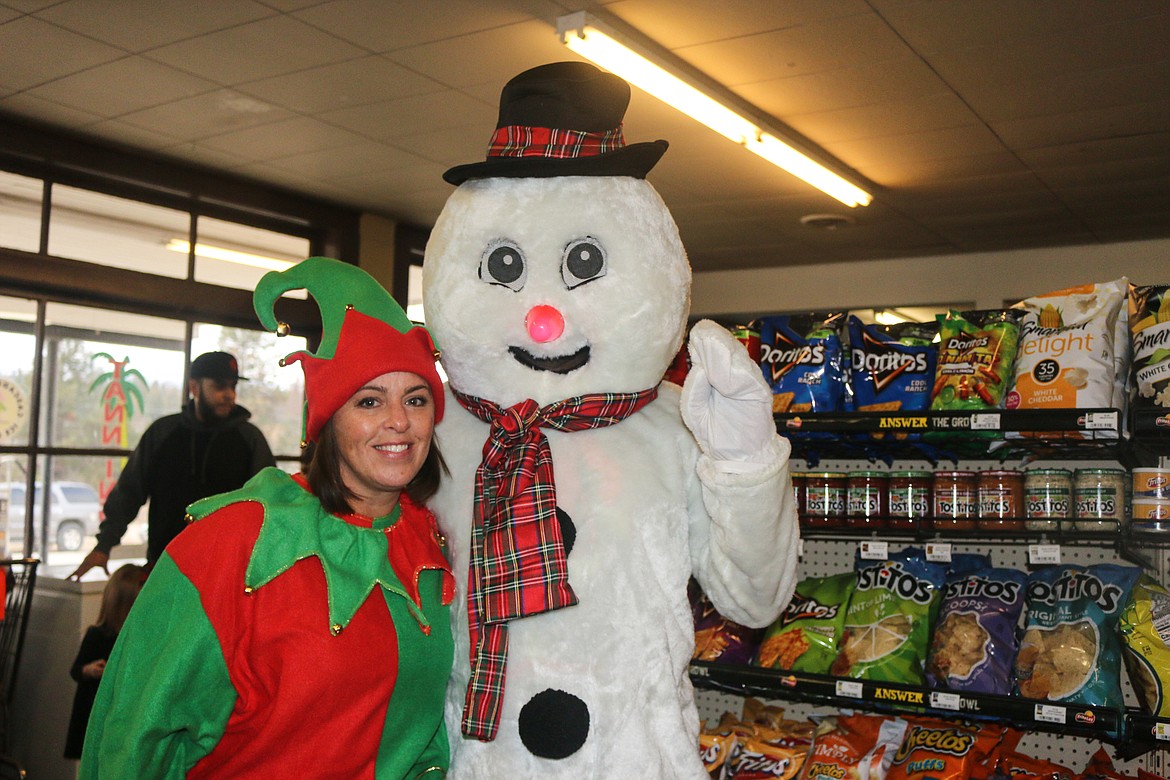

{"left": 772, "top": 408, "right": 1164, "bottom": 466}
{"left": 689, "top": 660, "right": 1125, "bottom": 742}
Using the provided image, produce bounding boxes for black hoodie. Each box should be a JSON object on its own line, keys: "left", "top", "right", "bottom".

{"left": 96, "top": 400, "right": 275, "bottom": 563}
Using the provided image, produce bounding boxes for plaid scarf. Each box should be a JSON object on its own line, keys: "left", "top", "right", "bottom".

{"left": 453, "top": 387, "right": 659, "bottom": 740}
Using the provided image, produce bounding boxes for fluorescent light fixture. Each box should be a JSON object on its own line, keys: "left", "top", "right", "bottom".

{"left": 165, "top": 239, "right": 297, "bottom": 272}
{"left": 874, "top": 309, "right": 909, "bottom": 326}
{"left": 557, "top": 11, "right": 872, "bottom": 208}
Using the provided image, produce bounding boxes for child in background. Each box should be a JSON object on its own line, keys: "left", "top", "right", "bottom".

{"left": 64, "top": 563, "right": 145, "bottom": 760}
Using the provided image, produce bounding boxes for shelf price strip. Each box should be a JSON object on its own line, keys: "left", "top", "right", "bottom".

{"left": 1033, "top": 703, "right": 1067, "bottom": 725}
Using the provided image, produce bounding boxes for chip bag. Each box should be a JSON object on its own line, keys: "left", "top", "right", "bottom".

{"left": 1119, "top": 574, "right": 1170, "bottom": 716}
{"left": 927, "top": 566, "right": 1027, "bottom": 695}
{"left": 757, "top": 313, "right": 848, "bottom": 413}
{"left": 756, "top": 572, "right": 855, "bottom": 674}
{"left": 848, "top": 315, "right": 938, "bottom": 413}
{"left": 885, "top": 718, "right": 1005, "bottom": 780}
{"left": 1129, "top": 283, "right": 1170, "bottom": 410}
{"left": 931, "top": 309, "right": 1023, "bottom": 410}
{"left": 1008, "top": 278, "right": 1127, "bottom": 412}
{"left": 994, "top": 749, "right": 1076, "bottom": 780}
{"left": 1015, "top": 564, "right": 1142, "bottom": 708}
{"left": 800, "top": 712, "right": 907, "bottom": 780}
{"left": 692, "top": 579, "right": 764, "bottom": 664}
{"left": 831, "top": 550, "right": 947, "bottom": 684}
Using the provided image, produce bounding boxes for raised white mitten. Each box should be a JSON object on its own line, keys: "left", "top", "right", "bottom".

{"left": 681, "top": 319, "right": 777, "bottom": 465}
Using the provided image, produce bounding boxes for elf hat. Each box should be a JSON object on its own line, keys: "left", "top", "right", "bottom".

{"left": 443, "top": 61, "right": 668, "bottom": 185}
{"left": 253, "top": 257, "right": 444, "bottom": 444}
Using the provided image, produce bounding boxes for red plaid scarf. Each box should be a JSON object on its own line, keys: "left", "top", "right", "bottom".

{"left": 453, "top": 387, "right": 659, "bottom": 740}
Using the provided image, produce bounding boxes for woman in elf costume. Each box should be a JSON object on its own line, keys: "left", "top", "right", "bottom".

{"left": 81, "top": 257, "right": 454, "bottom": 779}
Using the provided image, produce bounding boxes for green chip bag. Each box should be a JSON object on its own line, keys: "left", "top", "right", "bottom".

{"left": 754, "top": 572, "right": 854, "bottom": 674}
{"left": 930, "top": 309, "right": 1023, "bottom": 410}
{"left": 1120, "top": 574, "right": 1170, "bottom": 716}
{"left": 830, "top": 554, "right": 947, "bottom": 684}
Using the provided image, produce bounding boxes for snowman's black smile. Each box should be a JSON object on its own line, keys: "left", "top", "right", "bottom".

{"left": 509, "top": 345, "right": 591, "bottom": 374}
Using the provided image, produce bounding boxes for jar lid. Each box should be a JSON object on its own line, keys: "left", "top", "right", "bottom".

{"left": 850, "top": 470, "right": 889, "bottom": 478}
{"left": 933, "top": 470, "right": 977, "bottom": 477}
{"left": 1075, "top": 468, "right": 1127, "bottom": 475}
{"left": 1027, "top": 468, "right": 1072, "bottom": 476}
{"left": 806, "top": 471, "right": 849, "bottom": 478}
{"left": 982, "top": 469, "right": 1023, "bottom": 476}
{"left": 889, "top": 470, "right": 933, "bottom": 477}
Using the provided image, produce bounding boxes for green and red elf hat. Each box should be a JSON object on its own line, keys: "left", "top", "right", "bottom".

{"left": 253, "top": 257, "right": 444, "bottom": 445}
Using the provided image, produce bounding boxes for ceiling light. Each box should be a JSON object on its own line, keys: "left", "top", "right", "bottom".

{"left": 165, "top": 239, "right": 297, "bottom": 272}
{"left": 557, "top": 11, "right": 873, "bottom": 208}
{"left": 874, "top": 309, "right": 909, "bottom": 325}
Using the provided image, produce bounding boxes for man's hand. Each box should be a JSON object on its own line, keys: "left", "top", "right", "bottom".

{"left": 680, "top": 320, "right": 775, "bottom": 463}
{"left": 83, "top": 659, "right": 107, "bottom": 680}
{"left": 68, "top": 549, "right": 110, "bottom": 581}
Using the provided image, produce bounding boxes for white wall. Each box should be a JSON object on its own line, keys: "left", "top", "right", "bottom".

{"left": 690, "top": 238, "right": 1170, "bottom": 318}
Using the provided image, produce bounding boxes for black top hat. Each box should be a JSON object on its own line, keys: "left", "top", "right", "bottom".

{"left": 443, "top": 61, "right": 668, "bottom": 185}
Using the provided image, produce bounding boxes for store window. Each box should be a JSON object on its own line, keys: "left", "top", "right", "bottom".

{"left": 0, "top": 170, "right": 42, "bottom": 253}
{"left": 192, "top": 217, "right": 310, "bottom": 295}
{"left": 47, "top": 185, "right": 190, "bottom": 277}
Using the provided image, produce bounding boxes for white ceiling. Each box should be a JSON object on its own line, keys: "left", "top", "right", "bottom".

{"left": 3, "top": 0, "right": 1169, "bottom": 274}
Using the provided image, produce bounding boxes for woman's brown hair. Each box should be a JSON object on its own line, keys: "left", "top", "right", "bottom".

{"left": 308, "top": 421, "right": 448, "bottom": 516}
{"left": 96, "top": 563, "right": 146, "bottom": 633}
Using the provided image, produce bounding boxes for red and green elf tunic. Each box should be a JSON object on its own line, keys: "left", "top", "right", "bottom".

{"left": 79, "top": 468, "right": 455, "bottom": 779}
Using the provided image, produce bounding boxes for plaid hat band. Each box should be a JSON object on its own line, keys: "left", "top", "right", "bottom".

{"left": 487, "top": 125, "right": 627, "bottom": 162}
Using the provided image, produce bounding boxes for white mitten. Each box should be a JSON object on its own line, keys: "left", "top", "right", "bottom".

{"left": 680, "top": 319, "right": 777, "bottom": 464}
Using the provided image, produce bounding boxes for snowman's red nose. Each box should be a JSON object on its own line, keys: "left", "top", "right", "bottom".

{"left": 525, "top": 305, "right": 564, "bottom": 343}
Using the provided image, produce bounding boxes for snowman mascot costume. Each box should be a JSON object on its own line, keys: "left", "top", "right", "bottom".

{"left": 423, "top": 61, "right": 799, "bottom": 778}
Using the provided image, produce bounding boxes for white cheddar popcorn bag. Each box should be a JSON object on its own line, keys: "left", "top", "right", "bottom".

{"left": 1008, "top": 278, "right": 1128, "bottom": 412}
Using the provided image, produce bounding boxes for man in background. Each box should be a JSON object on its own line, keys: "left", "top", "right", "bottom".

{"left": 69, "top": 351, "right": 275, "bottom": 579}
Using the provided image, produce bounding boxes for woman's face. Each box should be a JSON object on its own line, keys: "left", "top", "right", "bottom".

{"left": 331, "top": 371, "right": 435, "bottom": 518}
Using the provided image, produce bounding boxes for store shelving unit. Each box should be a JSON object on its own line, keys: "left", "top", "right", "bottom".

{"left": 691, "top": 404, "right": 1170, "bottom": 769}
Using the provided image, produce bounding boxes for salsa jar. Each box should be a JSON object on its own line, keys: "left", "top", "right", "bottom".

{"left": 931, "top": 470, "right": 978, "bottom": 530}
{"left": 977, "top": 469, "right": 1025, "bottom": 530}
{"left": 847, "top": 471, "right": 888, "bottom": 528}
{"left": 1073, "top": 467, "right": 1127, "bottom": 531}
{"left": 790, "top": 472, "right": 807, "bottom": 518}
{"left": 887, "top": 470, "right": 932, "bottom": 530}
{"left": 1023, "top": 468, "right": 1072, "bottom": 531}
{"left": 804, "top": 472, "right": 848, "bottom": 528}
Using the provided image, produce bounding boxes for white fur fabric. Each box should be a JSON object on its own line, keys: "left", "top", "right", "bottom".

{"left": 423, "top": 175, "right": 798, "bottom": 778}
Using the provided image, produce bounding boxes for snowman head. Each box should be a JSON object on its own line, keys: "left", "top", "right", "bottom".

{"left": 424, "top": 63, "right": 691, "bottom": 408}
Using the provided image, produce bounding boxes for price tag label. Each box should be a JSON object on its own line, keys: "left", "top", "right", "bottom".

{"left": 1156, "top": 722, "right": 1170, "bottom": 741}
{"left": 1082, "top": 411, "right": 1118, "bottom": 430}
{"left": 971, "top": 413, "right": 1001, "bottom": 431}
{"left": 926, "top": 543, "right": 952, "bottom": 563}
{"left": 836, "top": 680, "right": 864, "bottom": 698}
{"left": 930, "top": 691, "right": 961, "bottom": 711}
{"left": 1029, "top": 544, "right": 1061, "bottom": 565}
{"left": 1034, "top": 704, "right": 1066, "bottom": 724}
{"left": 859, "top": 541, "right": 888, "bottom": 560}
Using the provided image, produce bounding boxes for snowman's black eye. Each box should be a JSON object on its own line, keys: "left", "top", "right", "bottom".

{"left": 561, "top": 237, "right": 606, "bottom": 289}
{"left": 480, "top": 239, "right": 527, "bottom": 290}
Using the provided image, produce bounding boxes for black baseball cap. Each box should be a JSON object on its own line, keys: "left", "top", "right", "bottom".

{"left": 190, "top": 351, "right": 247, "bottom": 382}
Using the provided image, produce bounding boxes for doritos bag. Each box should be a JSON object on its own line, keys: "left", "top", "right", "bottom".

{"left": 848, "top": 315, "right": 937, "bottom": 413}
{"left": 756, "top": 572, "right": 854, "bottom": 674}
{"left": 757, "top": 313, "right": 848, "bottom": 413}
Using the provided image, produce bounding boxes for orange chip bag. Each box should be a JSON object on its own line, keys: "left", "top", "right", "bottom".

{"left": 799, "top": 712, "right": 907, "bottom": 780}
{"left": 886, "top": 718, "right": 1004, "bottom": 780}
{"left": 996, "top": 749, "right": 1075, "bottom": 780}
{"left": 726, "top": 735, "right": 808, "bottom": 780}
{"left": 700, "top": 729, "right": 738, "bottom": 779}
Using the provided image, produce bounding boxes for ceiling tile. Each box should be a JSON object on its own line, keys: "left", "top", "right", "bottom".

{"left": 196, "top": 116, "right": 368, "bottom": 161}
{"left": 320, "top": 90, "right": 496, "bottom": 140}
{"left": 237, "top": 55, "right": 445, "bottom": 114}
{"left": 261, "top": 140, "right": 426, "bottom": 181}
{"left": 0, "top": 90, "right": 105, "bottom": 127}
{"left": 24, "top": 58, "right": 218, "bottom": 119}
{"left": 0, "top": 16, "right": 124, "bottom": 90}
{"left": 116, "top": 89, "right": 294, "bottom": 141}
{"left": 144, "top": 15, "right": 367, "bottom": 85}
{"left": 386, "top": 19, "right": 568, "bottom": 89}
{"left": 291, "top": 0, "right": 548, "bottom": 53}
{"left": 787, "top": 92, "right": 981, "bottom": 144}
{"left": 33, "top": 0, "right": 277, "bottom": 52}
